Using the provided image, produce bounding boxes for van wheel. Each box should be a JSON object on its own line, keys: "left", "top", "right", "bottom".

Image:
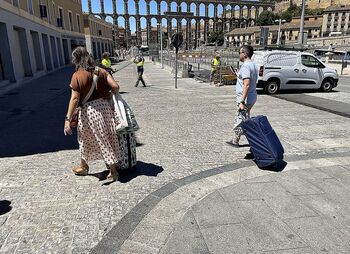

{"left": 321, "top": 79, "right": 333, "bottom": 92}
{"left": 265, "top": 80, "right": 279, "bottom": 94}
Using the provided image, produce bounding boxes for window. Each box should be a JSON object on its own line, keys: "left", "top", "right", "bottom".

{"left": 68, "top": 11, "right": 73, "bottom": 31}
{"left": 76, "top": 14, "right": 81, "bottom": 33}
{"left": 58, "top": 7, "right": 64, "bottom": 28}
{"left": 12, "top": 0, "right": 19, "bottom": 7}
{"left": 301, "top": 55, "right": 321, "bottom": 68}
{"left": 27, "top": 0, "right": 33, "bottom": 14}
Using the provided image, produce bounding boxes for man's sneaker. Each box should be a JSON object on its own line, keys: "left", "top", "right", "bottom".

{"left": 244, "top": 152, "right": 255, "bottom": 160}
{"left": 135, "top": 84, "right": 138, "bottom": 87}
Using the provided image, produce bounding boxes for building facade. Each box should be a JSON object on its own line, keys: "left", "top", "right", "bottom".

{"left": 83, "top": 14, "right": 114, "bottom": 61}
{"left": 275, "top": 0, "right": 346, "bottom": 13}
{"left": 322, "top": 5, "right": 350, "bottom": 36}
{"left": 0, "top": 0, "right": 85, "bottom": 86}
{"left": 225, "top": 16, "right": 323, "bottom": 46}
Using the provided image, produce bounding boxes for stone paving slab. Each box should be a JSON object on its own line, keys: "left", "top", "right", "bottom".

{"left": 160, "top": 164, "right": 350, "bottom": 254}
{"left": 1, "top": 60, "right": 350, "bottom": 253}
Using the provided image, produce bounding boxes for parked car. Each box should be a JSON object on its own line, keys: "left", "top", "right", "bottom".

{"left": 252, "top": 50, "right": 339, "bottom": 94}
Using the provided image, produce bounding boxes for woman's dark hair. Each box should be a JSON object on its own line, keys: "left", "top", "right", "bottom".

{"left": 72, "top": 46, "right": 95, "bottom": 71}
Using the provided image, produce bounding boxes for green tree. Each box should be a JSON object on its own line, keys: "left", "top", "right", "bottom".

{"left": 208, "top": 31, "right": 224, "bottom": 46}
{"left": 256, "top": 11, "right": 280, "bottom": 26}
{"left": 280, "top": 4, "right": 324, "bottom": 22}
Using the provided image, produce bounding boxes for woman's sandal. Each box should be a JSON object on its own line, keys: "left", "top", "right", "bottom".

{"left": 107, "top": 170, "right": 119, "bottom": 182}
{"left": 72, "top": 166, "right": 89, "bottom": 176}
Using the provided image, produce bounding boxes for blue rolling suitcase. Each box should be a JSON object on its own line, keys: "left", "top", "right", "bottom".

{"left": 241, "top": 115, "right": 284, "bottom": 168}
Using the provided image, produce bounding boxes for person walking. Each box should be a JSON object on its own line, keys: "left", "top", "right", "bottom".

{"left": 101, "top": 52, "right": 114, "bottom": 75}
{"left": 210, "top": 55, "right": 221, "bottom": 84}
{"left": 231, "top": 45, "right": 258, "bottom": 148}
{"left": 64, "top": 47, "right": 121, "bottom": 182}
{"left": 134, "top": 55, "right": 146, "bottom": 87}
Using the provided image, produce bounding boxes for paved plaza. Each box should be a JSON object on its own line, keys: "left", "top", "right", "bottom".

{"left": 0, "top": 60, "right": 350, "bottom": 253}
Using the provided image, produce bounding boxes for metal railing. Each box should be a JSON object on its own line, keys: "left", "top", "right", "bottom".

{"left": 151, "top": 48, "right": 241, "bottom": 82}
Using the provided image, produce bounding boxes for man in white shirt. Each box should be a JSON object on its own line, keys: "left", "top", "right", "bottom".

{"left": 231, "top": 45, "right": 258, "bottom": 147}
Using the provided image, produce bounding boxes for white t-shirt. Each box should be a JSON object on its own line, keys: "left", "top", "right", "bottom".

{"left": 236, "top": 60, "right": 258, "bottom": 105}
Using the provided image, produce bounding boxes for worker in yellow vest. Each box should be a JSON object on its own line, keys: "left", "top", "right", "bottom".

{"left": 134, "top": 56, "right": 146, "bottom": 87}
{"left": 101, "top": 52, "right": 115, "bottom": 75}
{"left": 210, "top": 55, "right": 221, "bottom": 83}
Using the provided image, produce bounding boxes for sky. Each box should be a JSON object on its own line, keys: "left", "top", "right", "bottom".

{"left": 82, "top": 0, "right": 256, "bottom": 32}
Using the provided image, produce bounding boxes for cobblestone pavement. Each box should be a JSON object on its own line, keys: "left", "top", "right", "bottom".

{"left": 1, "top": 60, "right": 350, "bottom": 253}
{"left": 161, "top": 163, "right": 350, "bottom": 254}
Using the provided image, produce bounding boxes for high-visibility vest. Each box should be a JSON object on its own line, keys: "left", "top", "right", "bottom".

{"left": 136, "top": 59, "right": 144, "bottom": 67}
{"left": 212, "top": 58, "right": 220, "bottom": 70}
{"left": 101, "top": 58, "right": 111, "bottom": 68}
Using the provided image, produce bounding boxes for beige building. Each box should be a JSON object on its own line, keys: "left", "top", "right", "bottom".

{"left": 275, "top": 0, "right": 347, "bottom": 13}
{"left": 225, "top": 16, "right": 323, "bottom": 46}
{"left": 0, "top": 0, "right": 85, "bottom": 86}
{"left": 83, "top": 14, "right": 114, "bottom": 60}
{"left": 322, "top": 5, "right": 350, "bottom": 36}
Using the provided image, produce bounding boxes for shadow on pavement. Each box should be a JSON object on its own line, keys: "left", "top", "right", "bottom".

{"left": 0, "top": 200, "right": 12, "bottom": 215}
{"left": 0, "top": 67, "right": 79, "bottom": 157}
{"left": 257, "top": 89, "right": 339, "bottom": 95}
{"left": 257, "top": 160, "right": 288, "bottom": 172}
{"left": 89, "top": 162, "right": 164, "bottom": 185}
{"left": 118, "top": 161, "right": 164, "bottom": 183}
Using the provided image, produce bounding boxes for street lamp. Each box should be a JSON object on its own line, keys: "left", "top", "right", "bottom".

{"left": 275, "top": 19, "right": 286, "bottom": 46}
{"left": 298, "top": 0, "right": 306, "bottom": 45}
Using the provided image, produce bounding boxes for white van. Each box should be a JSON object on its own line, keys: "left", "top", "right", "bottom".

{"left": 252, "top": 50, "right": 339, "bottom": 94}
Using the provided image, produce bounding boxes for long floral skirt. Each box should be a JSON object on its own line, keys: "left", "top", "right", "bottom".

{"left": 78, "top": 98, "right": 120, "bottom": 165}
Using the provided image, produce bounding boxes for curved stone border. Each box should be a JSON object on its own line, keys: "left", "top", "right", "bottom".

{"left": 91, "top": 151, "right": 350, "bottom": 253}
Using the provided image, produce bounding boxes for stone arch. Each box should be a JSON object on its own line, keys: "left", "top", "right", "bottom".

{"left": 103, "top": 1, "right": 113, "bottom": 15}
{"left": 208, "top": 4, "right": 214, "bottom": 18}
{"left": 171, "top": 18, "right": 178, "bottom": 31}
{"left": 150, "top": 0, "right": 157, "bottom": 15}
{"left": 250, "top": 6, "right": 256, "bottom": 20}
{"left": 225, "top": 4, "right": 232, "bottom": 18}
{"left": 208, "top": 18, "right": 214, "bottom": 32}
{"left": 199, "top": 3, "right": 205, "bottom": 16}
{"left": 217, "top": 4, "right": 223, "bottom": 18}
{"left": 180, "top": 2, "right": 187, "bottom": 12}
{"left": 128, "top": 0, "right": 136, "bottom": 15}
{"left": 129, "top": 16, "right": 136, "bottom": 34}
{"left": 190, "top": 3, "right": 197, "bottom": 16}
{"left": 242, "top": 5, "right": 248, "bottom": 19}
{"left": 199, "top": 18, "right": 206, "bottom": 45}
{"left": 93, "top": 14, "right": 103, "bottom": 20}
{"left": 234, "top": 5, "right": 240, "bottom": 19}
{"left": 140, "top": 16, "right": 147, "bottom": 29}
{"left": 91, "top": 0, "right": 101, "bottom": 13}
{"left": 118, "top": 16, "right": 126, "bottom": 28}
{"left": 170, "top": 2, "right": 177, "bottom": 12}
{"left": 105, "top": 15, "right": 112, "bottom": 23}
{"left": 140, "top": 17, "right": 147, "bottom": 46}
{"left": 139, "top": 0, "right": 147, "bottom": 15}
{"left": 160, "top": 1, "right": 168, "bottom": 15}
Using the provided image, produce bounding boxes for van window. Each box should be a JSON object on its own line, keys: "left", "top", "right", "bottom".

{"left": 267, "top": 54, "right": 297, "bottom": 66}
{"left": 301, "top": 55, "right": 320, "bottom": 68}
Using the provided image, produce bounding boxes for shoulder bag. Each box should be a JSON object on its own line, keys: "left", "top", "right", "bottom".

{"left": 70, "top": 67, "right": 99, "bottom": 128}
